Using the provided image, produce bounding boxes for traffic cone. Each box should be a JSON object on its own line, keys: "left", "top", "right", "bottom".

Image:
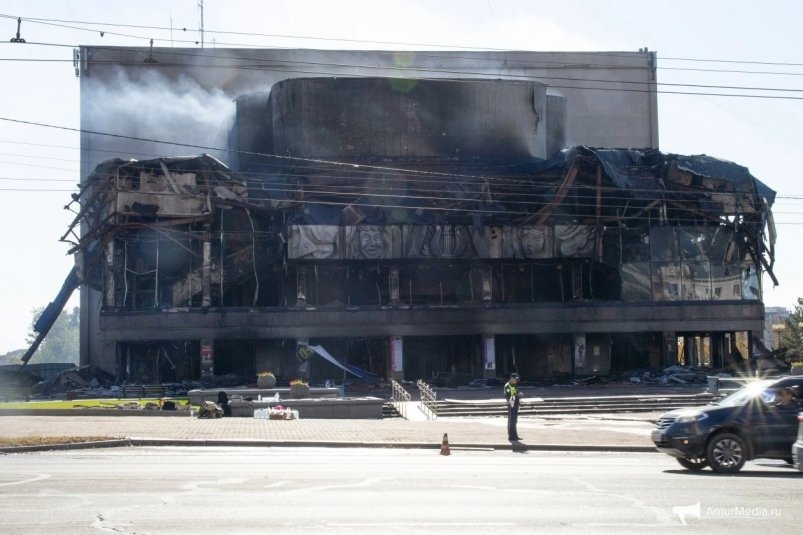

{"left": 440, "top": 433, "right": 450, "bottom": 456}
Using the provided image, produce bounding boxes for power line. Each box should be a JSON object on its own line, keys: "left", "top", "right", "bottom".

{"left": 0, "top": 115, "right": 784, "bottom": 206}
{"left": 659, "top": 65, "right": 803, "bottom": 78}
{"left": 0, "top": 151, "right": 78, "bottom": 162}
{"left": 0, "top": 166, "right": 788, "bottom": 202}
{"left": 5, "top": 46, "right": 803, "bottom": 96}
{"left": 0, "top": 145, "right": 787, "bottom": 208}
{"left": 0, "top": 187, "right": 75, "bottom": 192}
{"left": 6, "top": 53, "right": 803, "bottom": 81}
{"left": 3, "top": 28, "right": 803, "bottom": 99}
{"left": 4, "top": 51, "right": 802, "bottom": 102}
{"left": 5, "top": 48, "right": 803, "bottom": 78}
{"left": 0, "top": 135, "right": 787, "bottom": 193}
{"left": 0, "top": 112, "right": 783, "bottom": 213}
{"left": 6, "top": 12, "right": 803, "bottom": 70}
{"left": 0, "top": 38, "right": 787, "bottom": 216}
{"left": 0, "top": 173, "right": 780, "bottom": 223}
{"left": 660, "top": 55, "right": 803, "bottom": 68}
{"left": 4, "top": 12, "right": 803, "bottom": 80}
{"left": 0, "top": 115, "right": 577, "bottom": 184}
{"left": 0, "top": 168, "right": 786, "bottom": 226}
{"left": 0, "top": 176, "right": 77, "bottom": 182}
{"left": 0, "top": 158, "right": 780, "bottom": 214}
{"left": 0, "top": 159, "right": 78, "bottom": 172}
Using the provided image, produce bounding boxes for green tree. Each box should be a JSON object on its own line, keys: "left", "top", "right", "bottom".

{"left": 0, "top": 349, "right": 24, "bottom": 364}
{"left": 781, "top": 298, "right": 803, "bottom": 356}
{"left": 26, "top": 306, "right": 80, "bottom": 364}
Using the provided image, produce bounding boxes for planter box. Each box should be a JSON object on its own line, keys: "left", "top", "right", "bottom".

{"left": 188, "top": 387, "right": 340, "bottom": 405}
{"left": 229, "top": 397, "right": 384, "bottom": 419}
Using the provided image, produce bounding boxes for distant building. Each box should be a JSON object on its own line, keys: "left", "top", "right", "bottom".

{"left": 764, "top": 306, "right": 790, "bottom": 350}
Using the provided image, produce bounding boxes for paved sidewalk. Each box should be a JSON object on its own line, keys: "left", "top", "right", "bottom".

{"left": 0, "top": 411, "right": 662, "bottom": 453}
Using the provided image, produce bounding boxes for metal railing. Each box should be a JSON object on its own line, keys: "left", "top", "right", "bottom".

{"left": 390, "top": 379, "right": 411, "bottom": 419}
{"left": 416, "top": 379, "right": 438, "bottom": 420}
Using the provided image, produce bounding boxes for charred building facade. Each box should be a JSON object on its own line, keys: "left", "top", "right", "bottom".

{"left": 64, "top": 48, "right": 774, "bottom": 384}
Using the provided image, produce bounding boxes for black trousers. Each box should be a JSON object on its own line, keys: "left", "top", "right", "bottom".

{"left": 507, "top": 405, "right": 519, "bottom": 439}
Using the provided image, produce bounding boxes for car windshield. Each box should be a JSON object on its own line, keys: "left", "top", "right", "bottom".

{"left": 717, "top": 379, "right": 775, "bottom": 407}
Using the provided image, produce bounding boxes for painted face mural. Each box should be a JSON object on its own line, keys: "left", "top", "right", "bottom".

{"left": 519, "top": 226, "right": 547, "bottom": 258}
{"left": 356, "top": 225, "right": 388, "bottom": 259}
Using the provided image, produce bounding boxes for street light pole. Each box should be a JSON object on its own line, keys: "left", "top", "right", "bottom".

{"left": 772, "top": 324, "right": 785, "bottom": 349}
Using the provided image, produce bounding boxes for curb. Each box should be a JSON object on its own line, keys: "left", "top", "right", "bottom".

{"left": 1, "top": 438, "right": 658, "bottom": 454}
{"left": 0, "top": 409, "right": 189, "bottom": 417}
{"left": 0, "top": 439, "right": 131, "bottom": 453}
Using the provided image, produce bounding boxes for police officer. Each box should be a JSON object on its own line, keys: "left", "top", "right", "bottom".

{"left": 504, "top": 372, "right": 523, "bottom": 441}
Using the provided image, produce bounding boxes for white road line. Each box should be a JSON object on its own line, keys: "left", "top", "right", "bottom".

{"left": 0, "top": 473, "right": 51, "bottom": 487}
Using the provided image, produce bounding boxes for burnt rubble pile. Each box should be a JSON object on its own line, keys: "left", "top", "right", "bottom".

{"left": 619, "top": 365, "right": 711, "bottom": 385}
{"left": 21, "top": 370, "right": 260, "bottom": 401}
{"left": 565, "top": 365, "right": 716, "bottom": 387}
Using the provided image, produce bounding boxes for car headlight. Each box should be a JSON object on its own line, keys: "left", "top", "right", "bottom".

{"left": 674, "top": 412, "right": 708, "bottom": 424}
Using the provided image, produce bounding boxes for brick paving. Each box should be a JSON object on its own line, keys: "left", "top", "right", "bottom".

{"left": 0, "top": 411, "right": 661, "bottom": 451}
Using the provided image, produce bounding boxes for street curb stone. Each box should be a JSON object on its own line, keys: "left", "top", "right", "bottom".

{"left": 1, "top": 438, "right": 658, "bottom": 454}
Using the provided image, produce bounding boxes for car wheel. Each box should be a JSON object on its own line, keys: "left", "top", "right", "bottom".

{"left": 706, "top": 432, "right": 746, "bottom": 473}
{"left": 676, "top": 457, "right": 707, "bottom": 471}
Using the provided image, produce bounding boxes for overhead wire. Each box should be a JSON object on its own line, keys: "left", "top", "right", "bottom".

{"left": 0, "top": 151, "right": 78, "bottom": 163}
{"left": 2, "top": 40, "right": 803, "bottom": 100}
{"left": 0, "top": 115, "right": 792, "bottom": 215}
{"left": 6, "top": 12, "right": 803, "bottom": 69}
{"left": 0, "top": 133, "right": 771, "bottom": 206}
{"left": 0, "top": 159, "right": 78, "bottom": 172}
{"left": 0, "top": 133, "right": 785, "bottom": 202}
{"left": 5, "top": 46, "right": 803, "bottom": 79}
{"left": 0, "top": 14, "right": 797, "bottom": 223}
{"left": 2, "top": 12, "right": 803, "bottom": 92}
{"left": 5, "top": 151, "right": 803, "bottom": 215}
{"left": 3, "top": 178, "right": 799, "bottom": 225}
{"left": 0, "top": 176, "right": 77, "bottom": 182}
{"left": 0, "top": 111, "right": 796, "bottom": 207}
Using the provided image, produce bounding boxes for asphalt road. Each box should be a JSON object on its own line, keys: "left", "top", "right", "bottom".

{"left": 1, "top": 447, "right": 799, "bottom": 534}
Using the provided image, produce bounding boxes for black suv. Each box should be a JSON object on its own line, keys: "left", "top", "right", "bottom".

{"left": 652, "top": 375, "right": 803, "bottom": 473}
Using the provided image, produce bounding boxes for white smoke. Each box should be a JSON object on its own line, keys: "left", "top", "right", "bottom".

{"left": 83, "top": 67, "right": 235, "bottom": 170}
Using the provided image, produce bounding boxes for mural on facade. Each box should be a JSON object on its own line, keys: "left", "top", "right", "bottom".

{"left": 288, "top": 224, "right": 593, "bottom": 260}
{"left": 405, "top": 225, "right": 479, "bottom": 258}
{"left": 555, "top": 225, "right": 596, "bottom": 257}
{"left": 503, "top": 226, "right": 551, "bottom": 259}
{"left": 288, "top": 226, "right": 342, "bottom": 259}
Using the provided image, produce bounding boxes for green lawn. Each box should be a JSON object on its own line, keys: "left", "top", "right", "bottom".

{"left": 0, "top": 436, "right": 123, "bottom": 447}
{"left": 0, "top": 398, "right": 195, "bottom": 448}
{"left": 0, "top": 398, "right": 191, "bottom": 410}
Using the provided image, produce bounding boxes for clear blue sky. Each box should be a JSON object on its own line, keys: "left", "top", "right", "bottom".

{"left": 1, "top": 0, "right": 801, "bottom": 353}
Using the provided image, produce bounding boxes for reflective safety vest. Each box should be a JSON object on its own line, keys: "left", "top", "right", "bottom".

{"left": 504, "top": 382, "right": 519, "bottom": 405}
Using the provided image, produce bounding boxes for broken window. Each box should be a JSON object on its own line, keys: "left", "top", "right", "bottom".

{"left": 621, "top": 262, "right": 652, "bottom": 302}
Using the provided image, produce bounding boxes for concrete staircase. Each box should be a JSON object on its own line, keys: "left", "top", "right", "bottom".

{"left": 435, "top": 393, "right": 717, "bottom": 417}
{"left": 384, "top": 392, "right": 717, "bottom": 418}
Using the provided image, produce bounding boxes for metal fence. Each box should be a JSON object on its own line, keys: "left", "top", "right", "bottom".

{"left": 390, "top": 379, "right": 411, "bottom": 419}
{"left": 416, "top": 379, "right": 438, "bottom": 420}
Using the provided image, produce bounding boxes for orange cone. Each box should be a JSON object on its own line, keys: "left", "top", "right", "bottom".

{"left": 440, "top": 433, "right": 451, "bottom": 456}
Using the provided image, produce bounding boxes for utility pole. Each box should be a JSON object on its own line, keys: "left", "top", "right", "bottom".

{"left": 198, "top": 0, "right": 204, "bottom": 48}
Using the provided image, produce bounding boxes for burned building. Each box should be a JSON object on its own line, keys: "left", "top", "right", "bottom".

{"left": 49, "top": 48, "right": 775, "bottom": 384}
